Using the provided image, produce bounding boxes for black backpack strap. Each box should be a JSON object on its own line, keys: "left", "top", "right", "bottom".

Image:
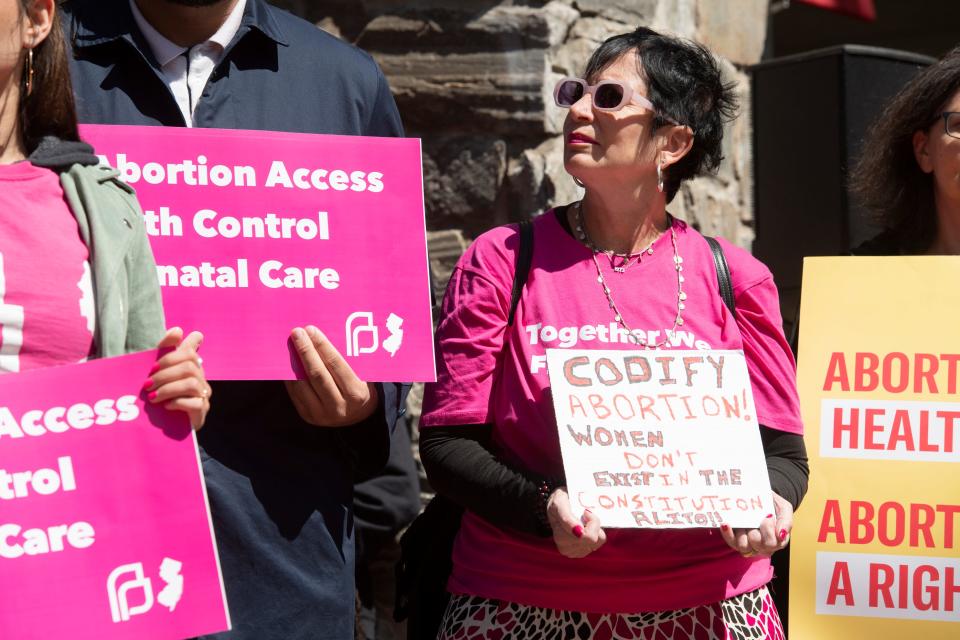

{"left": 507, "top": 220, "right": 534, "bottom": 326}
{"left": 705, "top": 236, "right": 736, "bottom": 318}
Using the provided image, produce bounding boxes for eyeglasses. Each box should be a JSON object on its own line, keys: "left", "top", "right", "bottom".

{"left": 939, "top": 112, "right": 960, "bottom": 139}
{"left": 553, "top": 77, "right": 678, "bottom": 124}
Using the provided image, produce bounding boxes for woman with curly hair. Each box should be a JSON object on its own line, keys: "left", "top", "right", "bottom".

{"left": 419, "top": 27, "right": 807, "bottom": 640}
{"left": 852, "top": 46, "right": 960, "bottom": 255}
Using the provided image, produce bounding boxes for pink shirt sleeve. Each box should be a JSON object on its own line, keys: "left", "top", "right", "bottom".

{"left": 724, "top": 241, "right": 804, "bottom": 435}
{"left": 420, "top": 228, "right": 516, "bottom": 427}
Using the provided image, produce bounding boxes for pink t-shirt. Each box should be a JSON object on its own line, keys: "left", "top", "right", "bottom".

{"left": 0, "top": 162, "right": 96, "bottom": 373}
{"left": 420, "top": 209, "right": 803, "bottom": 613}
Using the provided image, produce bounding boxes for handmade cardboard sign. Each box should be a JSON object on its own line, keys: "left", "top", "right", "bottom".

{"left": 0, "top": 351, "right": 229, "bottom": 639}
{"left": 546, "top": 348, "right": 773, "bottom": 528}
{"left": 80, "top": 124, "right": 435, "bottom": 382}
{"left": 790, "top": 257, "right": 960, "bottom": 638}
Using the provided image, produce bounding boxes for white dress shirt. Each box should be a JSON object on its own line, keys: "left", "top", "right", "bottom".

{"left": 129, "top": 0, "right": 247, "bottom": 126}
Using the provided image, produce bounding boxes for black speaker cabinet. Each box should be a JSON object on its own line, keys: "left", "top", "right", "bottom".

{"left": 751, "top": 45, "right": 933, "bottom": 336}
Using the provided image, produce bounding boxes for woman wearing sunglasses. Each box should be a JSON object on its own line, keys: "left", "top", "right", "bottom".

{"left": 418, "top": 27, "right": 806, "bottom": 640}
{"left": 1, "top": 0, "right": 210, "bottom": 426}
{"left": 853, "top": 46, "right": 960, "bottom": 256}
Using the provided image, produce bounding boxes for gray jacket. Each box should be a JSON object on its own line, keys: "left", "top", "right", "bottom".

{"left": 31, "top": 137, "right": 165, "bottom": 357}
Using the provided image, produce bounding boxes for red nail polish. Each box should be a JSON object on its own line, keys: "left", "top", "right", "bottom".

{"left": 148, "top": 391, "right": 158, "bottom": 401}
{"left": 720, "top": 524, "right": 730, "bottom": 531}
{"left": 149, "top": 363, "right": 160, "bottom": 374}
{"left": 779, "top": 529, "right": 788, "bottom": 541}
{"left": 766, "top": 514, "right": 774, "bottom": 519}
{"left": 142, "top": 379, "right": 153, "bottom": 390}
{"left": 572, "top": 525, "right": 584, "bottom": 538}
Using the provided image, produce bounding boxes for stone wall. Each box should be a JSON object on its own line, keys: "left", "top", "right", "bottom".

{"left": 270, "top": 0, "right": 770, "bottom": 462}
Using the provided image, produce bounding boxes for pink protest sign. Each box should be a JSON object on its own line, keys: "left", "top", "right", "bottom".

{"left": 0, "top": 351, "right": 230, "bottom": 639}
{"left": 80, "top": 124, "right": 435, "bottom": 381}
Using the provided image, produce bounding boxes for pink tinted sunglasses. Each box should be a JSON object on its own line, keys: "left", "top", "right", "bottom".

{"left": 553, "top": 77, "right": 679, "bottom": 124}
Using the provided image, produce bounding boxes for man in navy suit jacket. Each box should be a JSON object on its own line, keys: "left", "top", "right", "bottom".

{"left": 62, "top": 1, "right": 412, "bottom": 637}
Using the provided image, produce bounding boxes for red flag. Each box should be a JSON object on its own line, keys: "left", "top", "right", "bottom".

{"left": 795, "top": 0, "right": 877, "bottom": 21}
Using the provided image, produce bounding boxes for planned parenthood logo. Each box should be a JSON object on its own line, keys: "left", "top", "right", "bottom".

{"left": 345, "top": 312, "right": 404, "bottom": 358}
{"left": 107, "top": 558, "right": 184, "bottom": 623}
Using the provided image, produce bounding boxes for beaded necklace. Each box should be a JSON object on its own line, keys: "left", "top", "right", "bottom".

{"left": 574, "top": 201, "right": 686, "bottom": 349}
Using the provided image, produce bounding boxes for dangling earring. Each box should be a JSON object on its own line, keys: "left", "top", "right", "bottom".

{"left": 656, "top": 158, "right": 665, "bottom": 193}
{"left": 24, "top": 48, "right": 35, "bottom": 97}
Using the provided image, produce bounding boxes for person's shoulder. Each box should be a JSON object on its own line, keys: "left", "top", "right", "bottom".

{"left": 458, "top": 224, "right": 521, "bottom": 285}
{"left": 62, "top": 163, "right": 144, "bottom": 220}
{"left": 851, "top": 229, "right": 903, "bottom": 255}
{"left": 683, "top": 225, "right": 773, "bottom": 295}
{"left": 456, "top": 211, "right": 555, "bottom": 286}
{"left": 265, "top": 4, "right": 380, "bottom": 74}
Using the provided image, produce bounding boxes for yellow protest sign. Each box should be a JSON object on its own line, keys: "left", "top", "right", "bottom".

{"left": 789, "top": 257, "right": 960, "bottom": 638}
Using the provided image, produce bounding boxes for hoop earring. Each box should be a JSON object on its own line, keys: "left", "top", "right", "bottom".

{"left": 573, "top": 176, "right": 585, "bottom": 188}
{"left": 656, "top": 160, "right": 665, "bottom": 193}
{"left": 24, "top": 48, "right": 35, "bottom": 97}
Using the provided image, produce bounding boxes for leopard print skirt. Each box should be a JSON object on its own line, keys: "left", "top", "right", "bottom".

{"left": 437, "top": 586, "right": 784, "bottom": 640}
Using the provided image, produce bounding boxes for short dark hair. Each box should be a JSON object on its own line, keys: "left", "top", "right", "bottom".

{"left": 584, "top": 27, "right": 738, "bottom": 202}
{"left": 18, "top": 0, "right": 80, "bottom": 154}
{"left": 850, "top": 46, "right": 960, "bottom": 252}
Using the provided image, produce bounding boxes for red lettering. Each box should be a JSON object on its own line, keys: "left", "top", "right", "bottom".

{"left": 914, "top": 565, "right": 939, "bottom": 611}
{"left": 818, "top": 500, "right": 845, "bottom": 543}
{"left": 721, "top": 394, "right": 742, "bottom": 419}
{"left": 826, "top": 561, "right": 854, "bottom": 606}
{"left": 864, "top": 408, "right": 885, "bottom": 450}
{"left": 877, "top": 502, "right": 905, "bottom": 546}
{"left": 636, "top": 395, "right": 660, "bottom": 421}
{"left": 851, "top": 500, "right": 875, "bottom": 544}
{"left": 936, "top": 410, "right": 960, "bottom": 453}
{"left": 568, "top": 394, "right": 587, "bottom": 418}
{"left": 910, "top": 503, "right": 936, "bottom": 548}
{"left": 855, "top": 352, "right": 880, "bottom": 392}
{"left": 936, "top": 504, "right": 960, "bottom": 548}
{"left": 946, "top": 566, "right": 960, "bottom": 611}
{"left": 612, "top": 394, "right": 636, "bottom": 420}
{"left": 882, "top": 352, "right": 910, "bottom": 393}
{"left": 915, "top": 353, "right": 940, "bottom": 393}
{"left": 944, "top": 354, "right": 960, "bottom": 394}
{"left": 588, "top": 394, "right": 611, "bottom": 419}
{"left": 623, "top": 356, "right": 651, "bottom": 383}
{"left": 888, "top": 410, "right": 916, "bottom": 451}
{"left": 823, "top": 352, "right": 850, "bottom": 391}
{"left": 576, "top": 492, "right": 595, "bottom": 509}
{"left": 682, "top": 356, "right": 704, "bottom": 387}
{"left": 702, "top": 395, "right": 721, "bottom": 417}
{"left": 899, "top": 564, "right": 909, "bottom": 609}
{"left": 655, "top": 356, "right": 676, "bottom": 385}
{"left": 594, "top": 358, "right": 623, "bottom": 386}
{"left": 869, "top": 563, "right": 895, "bottom": 608}
{"left": 564, "top": 356, "right": 591, "bottom": 386}
{"left": 624, "top": 452, "right": 644, "bottom": 469}
{"left": 833, "top": 407, "right": 859, "bottom": 449}
{"left": 919, "top": 410, "right": 937, "bottom": 452}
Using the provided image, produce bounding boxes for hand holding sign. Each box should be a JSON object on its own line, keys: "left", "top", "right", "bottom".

{"left": 547, "top": 487, "right": 607, "bottom": 558}
{"left": 145, "top": 328, "right": 211, "bottom": 430}
{"left": 719, "top": 492, "right": 792, "bottom": 557}
{"left": 284, "top": 325, "right": 379, "bottom": 427}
